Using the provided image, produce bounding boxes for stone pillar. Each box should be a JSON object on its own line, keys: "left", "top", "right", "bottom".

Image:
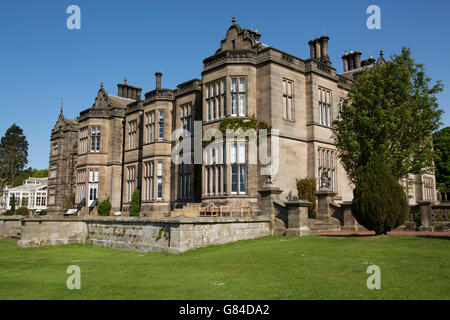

{"left": 285, "top": 200, "right": 311, "bottom": 236}
{"left": 418, "top": 200, "right": 432, "bottom": 230}
{"left": 258, "top": 186, "right": 283, "bottom": 235}
{"left": 258, "top": 187, "right": 283, "bottom": 217}
{"left": 341, "top": 201, "right": 356, "bottom": 230}
{"left": 316, "top": 190, "right": 337, "bottom": 219}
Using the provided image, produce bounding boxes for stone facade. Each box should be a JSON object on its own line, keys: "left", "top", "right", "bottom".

{"left": 47, "top": 18, "right": 437, "bottom": 217}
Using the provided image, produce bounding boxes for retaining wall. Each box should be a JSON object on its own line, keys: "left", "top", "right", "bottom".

{"left": 0, "top": 216, "right": 271, "bottom": 253}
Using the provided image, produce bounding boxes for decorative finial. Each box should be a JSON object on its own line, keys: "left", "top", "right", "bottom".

{"left": 380, "top": 50, "right": 384, "bottom": 57}
{"left": 60, "top": 98, "right": 63, "bottom": 115}
{"left": 100, "top": 82, "right": 103, "bottom": 89}
{"left": 232, "top": 16, "right": 236, "bottom": 25}
{"left": 124, "top": 78, "right": 127, "bottom": 84}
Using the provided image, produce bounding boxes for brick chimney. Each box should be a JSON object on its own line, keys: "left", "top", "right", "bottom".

{"left": 155, "top": 72, "right": 162, "bottom": 89}
{"left": 117, "top": 78, "right": 142, "bottom": 100}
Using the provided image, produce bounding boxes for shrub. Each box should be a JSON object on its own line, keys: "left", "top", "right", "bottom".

{"left": 296, "top": 178, "right": 317, "bottom": 218}
{"left": 15, "top": 207, "right": 29, "bottom": 216}
{"left": 352, "top": 159, "right": 409, "bottom": 235}
{"left": 129, "top": 189, "right": 141, "bottom": 217}
{"left": 98, "top": 197, "right": 112, "bottom": 216}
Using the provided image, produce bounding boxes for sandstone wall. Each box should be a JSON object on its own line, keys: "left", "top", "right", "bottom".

{"left": 7, "top": 216, "right": 270, "bottom": 253}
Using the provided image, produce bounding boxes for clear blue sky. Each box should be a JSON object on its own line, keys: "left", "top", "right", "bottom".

{"left": 0, "top": 0, "right": 449, "bottom": 169}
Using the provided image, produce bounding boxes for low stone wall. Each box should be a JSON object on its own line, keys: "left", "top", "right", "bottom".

{"left": 17, "top": 217, "right": 88, "bottom": 247}
{"left": 0, "top": 216, "right": 24, "bottom": 238}
{"left": 85, "top": 216, "right": 271, "bottom": 253}
{"left": 11, "top": 216, "right": 271, "bottom": 253}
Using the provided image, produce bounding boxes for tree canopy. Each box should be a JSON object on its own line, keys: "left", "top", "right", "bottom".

{"left": 333, "top": 47, "right": 443, "bottom": 184}
{"left": 0, "top": 124, "right": 29, "bottom": 188}
{"left": 433, "top": 126, "right": 450, "bottom": 189}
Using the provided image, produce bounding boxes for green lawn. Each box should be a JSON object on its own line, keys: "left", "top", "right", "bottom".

{"left": 0, "top": 235, "right": 448, "bottom": 300}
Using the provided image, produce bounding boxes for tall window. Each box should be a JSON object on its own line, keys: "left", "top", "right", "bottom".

{"left": 318, "top": 148, "right": 336, "bottom": 191}
{"left": 230, "top": 142, "right": 246, "bottom": 194}
{"left": 126, "top": 166, "right": 136, "bottom": 202}
{"left": 230, "top": 77, "right": 246, "bottom": 117}
{"left": 52, "top": 142, "right": 58, "bottom": 156}
{"left": 90, "top": 126, "right": 101, "bottom": 152}
{"left": 318, "top": 87, "right": 332, "bottom": 126}
{"left": 143, "top": 161, "right": 154, "bottom": 201}
{"left": 76, "top": 169, "right": 87, "bottom": 203}
{"left": 180, "top": 104, "right": 192, "bottom": 135}
{"left": 79, "top": 127, "right": 88, "bottom": 154}
{"left": 157, "top": 161, "right": 163, "bottom": 200}
{"left": 89, "top": 169, "right": 99, "bottom": 202}
{"left": 128, "top": 121, "right": 137, "bottom": 149}
{"left": 205, "top": 79, "right": 226, "bottom": 121}
{"left": 145, "top": 111, "right": 155, "bottom": 143}
{"left": 179, "top": 164, "right": 192, "bottom": 200}
{"left": 283, "top": 79, "right": 294, "bottom": 120}
{"left": 204, "top": 143, "right": 225, "bottom": 196}
{"left": 158, "top": 111, "right": 164, "bottom": 140}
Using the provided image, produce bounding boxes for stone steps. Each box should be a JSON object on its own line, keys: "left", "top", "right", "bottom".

{"left": 307, "top": 218, "right": 341, "bottom": 233}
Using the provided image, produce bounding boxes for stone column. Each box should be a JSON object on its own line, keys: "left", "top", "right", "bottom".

{"left": 285, "top": 200, "right": 311, "bottom": 237}
{"left": 418, "top": 200, "right": 432, "bottom": 230}
{"left": 316, "top": 190, "right": 337, "bottom": 219}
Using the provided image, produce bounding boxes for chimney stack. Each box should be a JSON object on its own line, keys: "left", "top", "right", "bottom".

{"left": 117, "top": 78, "right": 142, "bottom": 100}
{"left": 319, "top": 35, "right": 331, "bottom": 66}
{"left": 308, "top": 36, "right": 332, "bottom": 66}
{"left": 342, "top": 52, "right": 349, "bottom": 72}
{"left": 155, "top": 72, "right": 162, "bottom": 89}
{"left": 354, "top": 51, "right": 362, "bottom": 69}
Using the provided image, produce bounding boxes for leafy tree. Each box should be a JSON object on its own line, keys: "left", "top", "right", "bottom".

{"left": 433, "top": 126, "right": 450, "bottom": 189}
{"left": 0, "top": 124, "right": 29, "bottom": 188}
{"left": 98, "top": 197, "right": 112, "bottom": 216}
{"left": 31, "top": 169, "right": 49, "bottom": 178}
{"left": 352, "top": 159, "right": 409, "bottom": 235}
{"left": 333, "top": 48, "right": 443, "bottom": 185}
{"left": 129, "top": 189, "right": 141, "bottom": 217}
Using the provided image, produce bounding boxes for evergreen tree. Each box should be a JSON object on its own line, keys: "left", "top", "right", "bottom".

{"left": 0, "top": 124, "right": 29, "bottom": 188}
{"left": 130, "top": 189, "right": 141, "bottom": 217}
{"left": 352, "top": 159, "right": 410, "bottom": 235}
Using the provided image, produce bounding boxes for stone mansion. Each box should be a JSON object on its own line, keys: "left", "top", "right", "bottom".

{"left": 47, "top": 18, "right": 437, "bottom": 216}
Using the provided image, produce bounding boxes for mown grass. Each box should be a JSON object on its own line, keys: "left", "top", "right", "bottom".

{"left": 0, "top": 235, "right": 448, "bottom": 300}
